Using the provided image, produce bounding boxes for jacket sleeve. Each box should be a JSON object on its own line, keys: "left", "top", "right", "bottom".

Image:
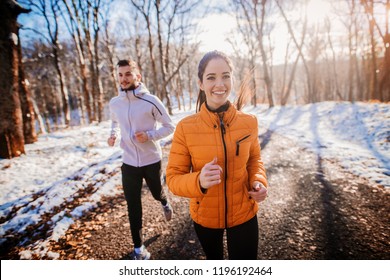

{"left": 166, "top": 121, "right": 205, "bottom": 198}
{"left": 146, "top": 97, "right": 175, "bottom": 141}
{"left": 109, "top": 102, "right": 120, "bottom": 138}
{"left": 247, "top": 117, "right": 268, "bottom": 188}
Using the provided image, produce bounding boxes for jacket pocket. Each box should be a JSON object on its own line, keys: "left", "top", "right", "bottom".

{"left": 236, "top": 134, "right": 251, "bottom": 156}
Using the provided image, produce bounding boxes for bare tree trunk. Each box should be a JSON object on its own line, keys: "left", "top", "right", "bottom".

{"left": 18, "top": 34, "right": 37, "bottom": 144}
{"left": 177, "top": 70, "right": 185, "bottom": 111}
{"left": 26, "top": 0, "right": 70, "bottom": 126}
{"left": 307, "top": 31, "right": 324, "bottom": 103}
{"left": 279, "top": 10, "right": 307, "bottom": 105}
{"left": 36, "top": 81, "right": 51, "bottom": 133}
{"left": 255, "top": 0, "right": 274, "bottom": 107}
{"left": 92, "top": 0, "right": 103, "bottom": 122}
{"left": 131, "top": 0, "right": 159, "bottom": 96}
{"left": 32, "top": 99, "right": 47, "bottom": 134}
{"left": 353, "top": 7, "right": 364, "bottom": 101}
{"left": 379, "top": 34, "right": 390, "bottom": 101}
{"left": 174, "top": 77, "right": 181, "bottom": 111}
{"left": 53, "top": 46, "right": 70, "bottom": 125}
{"left": 102, "top": 12, "right": 117, "bottom": 99}
{"left": 80, "top": 0, "right": 98, "bottom": 122}
{"left": 49, "top": 0, "right": 70, "bottom": 127}
{"left": 145, "top": 18, "right": 159, "bottom": 96}
{"left": 282, "top": 53, "right": 300, "bottom": 105}
{"left": 187, "top": 63, "right": 193, "bottom": 111}
{"left": 276, "top": 0, "right": 312, "bottom": 104}
{"left": 251, "top": 61, "right": 257, "bottom": 107}
{"left": 362, "top": 0, "right": 379, "bottom": 100}
{"left": 378, "top": 0, "right": 390, "bottom": 101}
{"left": 233, "top": 0, "right": 273, "bottom": 106}
{"left": 230, "top": 1, "right": 259, "bottom": 105}
{"left": 0, "top": 0, "right": 30, "bottom": 158}
{"left": 134, "top": 13, "right": 143, "bottom": 74}
{"left": 326, "top": 16, "right": 341, "bottom": 101}
{"left": 62, "top": 0, "right": 93, "bottom": 123}
{"left": 155, "top": 0, "right": 172, "bottom": 113}
{"left": 361, "top": 0, "right": 390, "bottom": 101}
{"left": 347, "top": 8, "right": 354, "bottom": 102}
{"left": 279, "top": 42, "right": 290, "bottom": 105}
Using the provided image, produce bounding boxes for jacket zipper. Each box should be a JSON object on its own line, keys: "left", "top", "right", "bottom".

{"left": 127, "top": 90, "right": 140, "bottom": 166}
{"left": 236, "top": 135, "right": 250, "bottom": 156}
{"left": 219, "top": 114, "right": 228, "bottom": 228}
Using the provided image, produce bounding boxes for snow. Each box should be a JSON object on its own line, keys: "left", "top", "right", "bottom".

{"left": 249, "top": 101, "right": 390, "bottom": 187}
{"left": 0, "top": 101, "right": 389, "bottom": 259}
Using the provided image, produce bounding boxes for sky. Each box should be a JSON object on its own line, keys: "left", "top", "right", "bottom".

{"left": 17, "top": 0, "right": 350, "bottom": 65}
{"left": 0, "top": 101, "right": 389, "bottom": 259}
{"left": 195, "top": 0, "right": 346, "bottom": 64}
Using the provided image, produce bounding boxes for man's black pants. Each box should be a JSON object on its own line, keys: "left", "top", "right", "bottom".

{"left": 121, "top": 161, "right": 167, "bottom": 248}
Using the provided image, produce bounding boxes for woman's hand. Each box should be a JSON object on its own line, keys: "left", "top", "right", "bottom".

{"left": 199, "top": 157, "right": 223, "bottom": 189}
{"left": 248, "top": 181, "right": 268, "bottom": 203}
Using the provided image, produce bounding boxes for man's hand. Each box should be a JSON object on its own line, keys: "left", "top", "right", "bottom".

{"left": 107, "top": 136, "right": 116, "bottom": 147}
{"left": 134, "top": 131, "right": 148, "bottom": 143}
{"left": 199, "top": 157, "right": 223, "bottom": 189}
{"left": 248, "top": 181, "right": 268, "bottom": 203}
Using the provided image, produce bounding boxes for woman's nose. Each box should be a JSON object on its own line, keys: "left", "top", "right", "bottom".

{"left": 215, "top": 78, "right": 225, "bottom": 87}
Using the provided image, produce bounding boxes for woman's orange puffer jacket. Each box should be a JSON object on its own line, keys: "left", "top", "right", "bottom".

{"left": 166, "top": 102, "right": 268, "bottom": 229}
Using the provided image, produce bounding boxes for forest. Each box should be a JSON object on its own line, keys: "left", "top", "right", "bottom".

{"left": 1, "top": 0, "right": 389, "bottom": 265}
{"left": 0, "top": 0, "right": 389, "bottom": 159}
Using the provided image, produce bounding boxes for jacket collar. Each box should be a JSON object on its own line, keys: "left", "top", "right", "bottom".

{"left": 200, "top": 101, "right": 237, "bottom": 127}
{"left": 118, "top": 82, "right": 149, "bottom": 97}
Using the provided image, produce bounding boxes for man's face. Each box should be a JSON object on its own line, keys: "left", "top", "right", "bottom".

{"left": 117, "top": 65, "right": 141, "bottom": 90}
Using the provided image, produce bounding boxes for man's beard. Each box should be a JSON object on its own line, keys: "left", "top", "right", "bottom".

{"left": 121, "top": 82, "right": 138, "bottom": 91}
{"left": 129, "top": 84, "right": 137, "bottom": 90}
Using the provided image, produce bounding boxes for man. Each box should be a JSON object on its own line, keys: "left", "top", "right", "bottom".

{"left": 108, "top": 59, "right": 174, "bottom": 260}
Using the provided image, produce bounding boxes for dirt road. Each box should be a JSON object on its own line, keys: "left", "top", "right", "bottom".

{"left": 5, "top": 130, "right": 389, "bottom": 260}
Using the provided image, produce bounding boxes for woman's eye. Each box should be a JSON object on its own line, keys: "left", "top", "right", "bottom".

{"left": 207, "top": 76, "right": 215, "bottom": 80}
{"left": 223, "top": 75, "right": 230, "bottom": 79}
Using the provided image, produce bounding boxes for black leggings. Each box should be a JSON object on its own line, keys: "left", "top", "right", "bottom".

{"left": 193, "top": 215, "right": 259, "bottom": 260}
{"left": 121, "top": 161, "right": 167, "bottom": 248}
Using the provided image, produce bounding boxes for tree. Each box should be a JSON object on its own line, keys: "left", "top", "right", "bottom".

{"left": 131, "top": 0, "right": 160, "bottom": 99}
{"left": 361, "top": 0, "right": 390, "bottom": 102}
{"left": 23, "top": 0, "right": 71, "bottom": 127}
{"left": 233, "top": 0, "right": 275, "bottom": 107}
{"left": 131, "top": 0, "right": 198, "bottom": 115}
{"left": 361, "top": 0, "right": 380, "bottom": 100}
{"left": 275, "top": 0, "right": 308, "bottom": 105}
{"left": 17, "top": 32, "right": 37, "bottom": 144}
{"left": 229, "top": 1, "right": 260, "bottom": 106}
{"left": 0, "top": 0, "right": 32, "bottom": 158}
{"left": 61, "top": 0, "right": 93, "bottom": 123}
{"left": 101, "top": 3, "right": 118, "bottom": 97}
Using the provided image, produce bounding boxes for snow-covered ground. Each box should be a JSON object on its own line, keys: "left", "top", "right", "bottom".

{"left": 0, "top": 101, "right": 389, "bottom": 259}
{"left": 248, "top": 101, "right": 389, "bottom": 187}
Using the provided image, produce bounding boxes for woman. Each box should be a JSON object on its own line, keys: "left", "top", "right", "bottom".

{"left": 166, "top": 50, "right": 268, "bottom": 260}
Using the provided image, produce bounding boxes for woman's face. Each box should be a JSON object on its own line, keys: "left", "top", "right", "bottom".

{"left": 199, "top": 58, "right": 232, "bottom": 110}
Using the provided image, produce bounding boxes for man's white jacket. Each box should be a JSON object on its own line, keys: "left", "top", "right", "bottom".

{"left": 109, "top": 83, "right": 174, "bottom": 167}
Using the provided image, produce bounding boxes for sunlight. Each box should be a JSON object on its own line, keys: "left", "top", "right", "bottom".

{"left": 196, "top": 13, "right": 237, "bottom": 54}
{"left": 306, "top": 0, "right": 332, "bottom": 24}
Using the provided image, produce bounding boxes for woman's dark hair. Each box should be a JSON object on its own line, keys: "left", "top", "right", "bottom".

{"left": 195, "top": 50, "right": 251, "bottom": 112}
